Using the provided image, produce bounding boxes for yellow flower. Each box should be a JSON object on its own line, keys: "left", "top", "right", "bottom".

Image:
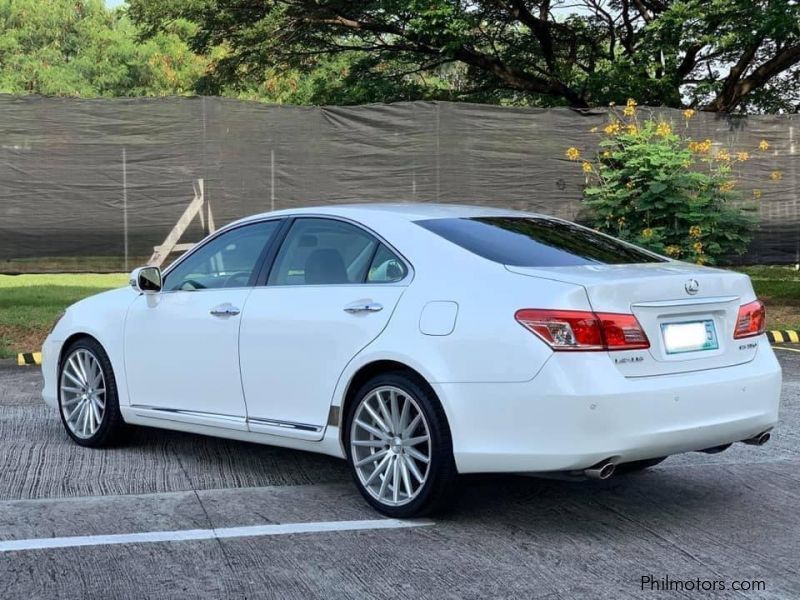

{"left": 715, "top": 149, "right": 731, "bottom": 162}
{"left": 582, "top": 161, "right": 593, "bottom": 173}
{"left": 687, "top": 141, "right": 707, "bottom": 154}
{"left": 565, "top": 147, "right": 581, "bottom": 161}
{"left": 603, "top": 121, "right": 621, "bottom": 135}
{"left": 736, "top": 151, "right": 749, "bottom": 162}
{"left": 601, "top": 150, "right": 612, "bottom": 159}
{"left": 695, "top": 256, "right": 706, "bottom": 265}
{"left": 753, "top": 189, "right": 763, "bottom": 200}
{"left": 642, "top": 228, "right": 654, "bottom": 238}
{"left": 590, "top": 126, "right": 598, "bottom": 133}
{"left": 626, "top": 98, "right": 637, "bottom": 108}
{"left": 665, "top": 245, "right": 681, "bottom": 257}
{"left": 682, "top": 159, "right": 691, "bottom": 168}
{"left": 770, "top": 170, "right": 782, "bottom": 181}
{"left": 655, "top": 122, "right": 672, "bottom": 137}
{"left": 689, "top": 225, "right": 702, "bottom": 238}
{"left": 683, "top": 109, "right": 695, "bottom": 120}
{"left": 623, "top": 105, "right": 636, "bottom": 117}
{"left": 626, "top": 124, "right": 638, "bottom": 135}
{"left": 758, "top": 140, "right": 769, "bottom": 151}
{"left": 719, "top": 180, "right": 735, "bottom": 193}
{"left": 692, "top": 241, "right": 703, "bottom": 253}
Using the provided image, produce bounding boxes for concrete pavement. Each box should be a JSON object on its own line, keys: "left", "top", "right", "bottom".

{"left": 1, "top": 352, "right": 798, "bottom": 599}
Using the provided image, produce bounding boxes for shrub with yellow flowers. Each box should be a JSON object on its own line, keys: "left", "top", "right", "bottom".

{"left": 573, "top": 102, "right": 759, "bottom": 265}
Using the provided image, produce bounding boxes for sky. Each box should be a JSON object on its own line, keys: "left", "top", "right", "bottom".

{"left": 106, "top": 0, "right": 125, "bottom": 7}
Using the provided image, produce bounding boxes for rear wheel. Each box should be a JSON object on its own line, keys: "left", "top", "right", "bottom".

{"left": 346, "top": 372, "right": 457, "bottom": 518}
{"left": 58, "top": 338, "right": 126, "bottom": 447}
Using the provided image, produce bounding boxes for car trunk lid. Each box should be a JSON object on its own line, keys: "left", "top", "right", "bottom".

{"left": 506, "top": 263, "right": 760, "bottom": 376}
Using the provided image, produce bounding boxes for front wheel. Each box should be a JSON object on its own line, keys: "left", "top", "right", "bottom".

{"left": 346, "top": 372, "right": 457, "bottom": 518}
{"left": 58, "top": 337, "right": 126, "bottom": 447}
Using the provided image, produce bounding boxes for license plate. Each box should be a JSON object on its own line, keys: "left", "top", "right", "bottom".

{"left": 661, "top": 320, "right": 718, "bottom": 355}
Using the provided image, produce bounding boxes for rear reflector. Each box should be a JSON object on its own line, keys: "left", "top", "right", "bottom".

{"left": 515, "top": 309, "right": 649, "bottom": 351}
{"left": 733, "top": 300, "right": 766, "bottom": 339}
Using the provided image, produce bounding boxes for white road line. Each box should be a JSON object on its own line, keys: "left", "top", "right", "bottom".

{"left": 0, "top": 518, "right": 434, "bottom": 553}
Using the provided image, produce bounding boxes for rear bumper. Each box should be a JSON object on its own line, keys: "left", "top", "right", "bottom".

{"left": 435, "top": 343, "right": 782, "bottom": 474}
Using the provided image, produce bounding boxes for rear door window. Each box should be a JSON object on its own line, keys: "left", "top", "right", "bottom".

{"left": 416, "top": 217, "right": 665, "bottom": 266}
{"left": 268, "top": 218, "right": 378, "bottom": 285}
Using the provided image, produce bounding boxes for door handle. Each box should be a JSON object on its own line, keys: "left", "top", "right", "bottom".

{"left": 344, "top": 301, "right": 383, "bottom": 314}
{"left": 210, "top": 303, "right": 241, "bottom": 317}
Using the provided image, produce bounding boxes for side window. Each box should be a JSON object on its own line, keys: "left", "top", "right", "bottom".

{"left": 268, "top": 218, "right": 378, "bottom": 285}
{"left": 163, "top": 220, "right": 280, "bottom": 291}
{"left": 367, "top": 244, "right": 407, "bottom": 283}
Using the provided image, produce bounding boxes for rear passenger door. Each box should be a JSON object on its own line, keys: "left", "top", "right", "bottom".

{"left": 239, "top": 217, "right": 410, "bottom": 439}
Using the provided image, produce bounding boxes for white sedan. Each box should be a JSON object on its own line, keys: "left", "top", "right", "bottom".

{"left": 42, "top": 204, "right": 782, "bottom": 517}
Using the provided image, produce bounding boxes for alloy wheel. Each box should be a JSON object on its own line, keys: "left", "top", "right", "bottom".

{"left": 350, "top": 385, "right": 432, "bottom": 507}
{"left": 59, "top": 349, "right": 107, "bottom": 439}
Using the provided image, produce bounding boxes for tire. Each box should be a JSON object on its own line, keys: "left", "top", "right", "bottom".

{"left": 57, "top": 337, "right": 127, "bottom": 448}
{"left": 616, "top": 456, "right": 667, "bottom": 473}
{"left": 345, "top": 371, "right": 457, "bottom": 518}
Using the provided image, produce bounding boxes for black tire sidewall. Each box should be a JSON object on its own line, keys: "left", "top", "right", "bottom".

{"left": 58, "top": 337, "right": 123, "bottom": 447}
{"left": 344, "top": 371, "right": 456, "bottom": 518}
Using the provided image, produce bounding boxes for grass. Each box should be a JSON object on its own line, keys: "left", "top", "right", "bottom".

{"left": 0, "top": 274, "right": 127, "bottom": 359}
{"left": 0, "top": 267, "right": 797, "bottom": 359}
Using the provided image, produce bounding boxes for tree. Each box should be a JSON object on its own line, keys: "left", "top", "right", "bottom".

{"left": 128, "top": 0, "right": 800, "bottom": 111}
{"left": 0, "top": 0, "right": 207, "bottom": 97}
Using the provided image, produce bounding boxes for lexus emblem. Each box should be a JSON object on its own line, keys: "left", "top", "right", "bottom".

{"left": 685, "top": 279, "right": 700, "bottom": 295}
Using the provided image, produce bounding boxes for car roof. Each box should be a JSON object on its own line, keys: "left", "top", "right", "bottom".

{"left": 236, "top": 202, "right": 547, "bottom": 225}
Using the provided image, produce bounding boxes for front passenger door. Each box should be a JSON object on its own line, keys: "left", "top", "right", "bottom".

{"left": 239, "top": 217, "right": 410, "bottom": 439}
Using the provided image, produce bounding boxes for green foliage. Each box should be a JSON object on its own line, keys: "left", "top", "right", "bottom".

{"left": 578, "top": 110, "right": 755, "bottom": 265}
{"left": 128, "top": 0, "right": 800, "bottom": 111}
{"left": 0, "top": 0, "right": 206, "bottom": 97}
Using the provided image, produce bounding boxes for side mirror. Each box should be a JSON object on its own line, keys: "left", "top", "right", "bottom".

{"left": 130, "top": 266, "right": 162, "bottom": 294}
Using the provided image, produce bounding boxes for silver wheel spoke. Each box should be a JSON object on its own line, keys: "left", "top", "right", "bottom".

{"left": 378, "top": 458, "right": 393, "bottom": 500}
{"left": 402, "top": 414, "right": 422, "bottom": 438}
{"left": 403, "top": 455, "right": 425, "bottom": 483}
{"left": 399, "top": 397, "right": 410, "bottom": 432}
{"left": 60, "top": 349, "right": 106, "bottom": 439}
{"left": 363, "top": 403, "right": 390, "bottom": 434}
{"left": 66, "top": 358, "right": 85, "bottom": 385}
{"left": 392, "top": 455, "right": 400, "bottom": 503}
{"left": 405, "top": 435, "right": 430, "bottom": 446}
{"left": 352, "top": 439, "right": 386, "bottom": 448}
{"left": 389, "top": 390, "right": 400, "bottom": 433}
{"left": 355, "top": 449, "right": 389, "bottom": 467}
{"left": 399, "top": 457, "right": 413, "bottom": 498}
{"left": 405, "top": 446, "right": 430, "bottom": 464}
{"left": 350, "top": 385, "right": 432, "bottom": 507}
{"left": 376, "top": 392, "right": 394, "bottom": 434}
{"left": 365, "top": 454, "right": 392, "bottom": 487}
{"left": 355, "top": 419, "right": 388, "bottom": 441}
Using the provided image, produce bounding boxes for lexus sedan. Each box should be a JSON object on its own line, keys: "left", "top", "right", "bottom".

{"left": 42, "top": 204, "right": 782, "bottom": 517}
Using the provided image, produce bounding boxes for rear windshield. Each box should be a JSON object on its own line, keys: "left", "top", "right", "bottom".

{"left": 416, "top": 217, "right": 665, "bottom": 267}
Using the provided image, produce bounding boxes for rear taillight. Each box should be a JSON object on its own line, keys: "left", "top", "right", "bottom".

{"left": 733, "top": 300, "right": 766, "bottom": 339}
{"left": 515, "top": 309, "right": 649, "bottom": 351}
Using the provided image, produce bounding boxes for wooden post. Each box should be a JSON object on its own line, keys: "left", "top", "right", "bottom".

{"left": 148, "top": 179, "right": 206, "bottom": 267}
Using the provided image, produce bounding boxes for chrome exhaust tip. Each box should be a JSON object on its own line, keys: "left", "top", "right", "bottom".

{"left": 742, "top": 431, "right": 771, "bottom": 446}
{"left": 584, "top": 461, "right": 616, "bottom": 480}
